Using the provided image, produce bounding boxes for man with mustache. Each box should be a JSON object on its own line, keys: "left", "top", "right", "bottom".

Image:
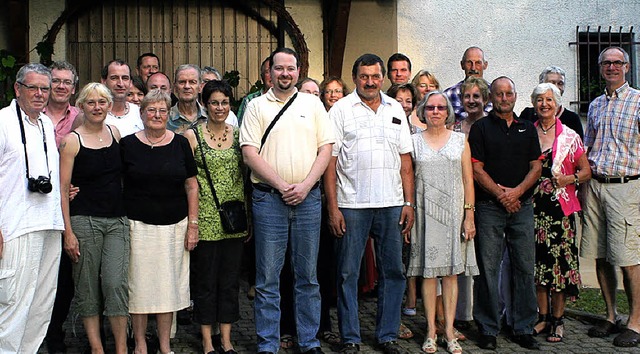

{"left": 324, "top": 53, "right": 414, "bottom": 354}
{"left": 0, "top": 63, "right": 64, "bottom": 353}
{"left": 444, "top": 46, "right": 492, "bottom": 122}
{"left": 240, "top": 47, "right": 334, "bottom": 354}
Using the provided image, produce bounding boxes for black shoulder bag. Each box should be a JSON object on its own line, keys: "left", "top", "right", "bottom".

{"left": 193, "top": 126, "right": 248, "bottom": 234}
{"left": 259, "top": 92, "right": 298, "bottom": 153}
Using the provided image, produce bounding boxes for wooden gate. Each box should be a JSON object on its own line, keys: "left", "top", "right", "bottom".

{"left": 67, "top": 0, "right": 280, "bottom": 97}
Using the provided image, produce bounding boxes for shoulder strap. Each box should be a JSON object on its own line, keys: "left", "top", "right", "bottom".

{"left": 259, "top": 92, "right": 297, "bottom": 153}
{"left": 192, "top": 126, "right": 222, "bottom": 210}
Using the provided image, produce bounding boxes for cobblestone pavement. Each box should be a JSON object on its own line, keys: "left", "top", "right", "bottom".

{"left": 39, "top": 282, "right": 639, "bottom": 354}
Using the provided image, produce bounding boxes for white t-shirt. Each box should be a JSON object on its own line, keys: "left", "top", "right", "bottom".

{"left": 105, "top": 102, "right": 144, "bottom": 137}
{"left": 0, "top": 100, "right": 64, "bottom": 241}
{"left": 329, "top": 91, "right": 413, "bottom": 208}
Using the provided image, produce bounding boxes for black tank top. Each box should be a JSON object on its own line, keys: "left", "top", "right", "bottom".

{"left": 69, "top": 126, "right": 125, "bottom": 217}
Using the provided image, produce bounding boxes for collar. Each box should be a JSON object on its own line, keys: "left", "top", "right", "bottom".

{"left": 265, "top": 87, "right": 298, "bottom": 103}
{"left": 605, "top": 81, "right": 629, "bottom": 99}
{"left": 347, "top": 90, "right": 393, "bottom": 107}
{"left": 170, "top": 101, "right": 207, "bottom": 122}
{"left": 43, "top": 103, "right": 72, "bottom": 116}
{"left": 13, "top": 99, "right": 43, "bottom": 126}
{"left": 488, "top": 110, "right": 520, "bottom": 125}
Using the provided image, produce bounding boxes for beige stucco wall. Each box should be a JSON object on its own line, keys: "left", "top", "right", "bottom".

{"left": 398, "top": 0, "right": 640, "bottom": 114}
{"left": 286, "top": 0, "right": 324, "bottom": 82}
{"left": 28, "top": 0, "right": 66, "bottom": 62}
{"left": 342, "top": 0, "right": 398, "bottom": 87}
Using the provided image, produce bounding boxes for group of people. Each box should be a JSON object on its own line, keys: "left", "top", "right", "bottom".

{"left": 0, "top": 44, "right": 638, "bottom": 354}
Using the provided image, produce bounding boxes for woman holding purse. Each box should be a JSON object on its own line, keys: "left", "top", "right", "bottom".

{"left": 184, "top": 79, "right": 248, "bottom": 354}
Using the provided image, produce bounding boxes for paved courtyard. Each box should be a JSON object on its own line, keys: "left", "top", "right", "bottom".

{"left": 37, "top": 278, "right": 639, "bottom": 354}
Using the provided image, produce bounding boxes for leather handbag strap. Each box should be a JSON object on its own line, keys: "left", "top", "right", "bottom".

{"left": 259, "top": 92, "right": 297, "bottom": 153}
{"left": 192, "top": 126, "right": 222, "bottom": 210}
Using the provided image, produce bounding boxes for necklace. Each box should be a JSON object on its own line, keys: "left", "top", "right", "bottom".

{"left": 539, "top": 121, "right": 556, "bottom": 135}
{"left": 206, "top": 124, "right": 229, "bottom": 148}
{"left": 144, "top": 130, "right": 167, "bottom": 148}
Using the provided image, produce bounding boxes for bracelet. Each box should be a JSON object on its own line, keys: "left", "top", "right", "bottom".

{"left": 188, "top": 220, "right": 199, "bottom": 225}
{"left": 403, "top": 201, "right": 416, "bottom": 209}
{"left": 463, "top": 203, "right": 475, "bottom": 211}
{"left": 574, "top": 173, "right": 579, "bottom": 186}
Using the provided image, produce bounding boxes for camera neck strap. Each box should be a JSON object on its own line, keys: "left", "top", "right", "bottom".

{"left": 15, "top": 100, "right": 51, "bottom": 180}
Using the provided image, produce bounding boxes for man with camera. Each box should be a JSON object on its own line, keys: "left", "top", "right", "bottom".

{"left": 0, "top": 63, "right": 64, "bottom": 353}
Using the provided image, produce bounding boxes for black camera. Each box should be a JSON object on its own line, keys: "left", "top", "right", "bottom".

{"left": 28, "top": 176, "right": 53, "bottom": 194}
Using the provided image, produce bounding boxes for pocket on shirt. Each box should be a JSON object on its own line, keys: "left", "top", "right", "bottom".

{"left": 0, "top": 269, "right": 17, "bottom": 305}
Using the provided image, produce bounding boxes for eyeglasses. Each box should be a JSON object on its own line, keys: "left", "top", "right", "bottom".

{"left": 17, "top": 81, "right": 51, "bottom": 94}
{"left": 207, "top": 100, "right": 230, "bottom": 107}
{"left": 600, "top": 60, "right": 627, "bottom": 68}
{"left": 51, "top": 78, "right": 74, "bottom": 87}
{"left": 425, "top": 105, "right": 447, "bottom": 111}
{"left": 146, "top": 107, "right": 168, "bottom": 116}
{"left": 324, "top": 89, "right": 343, "bottom": 95}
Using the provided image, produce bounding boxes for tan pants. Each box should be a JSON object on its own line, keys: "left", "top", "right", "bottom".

{"left": 0, "top": 230, "right": 61, "bottom": 354}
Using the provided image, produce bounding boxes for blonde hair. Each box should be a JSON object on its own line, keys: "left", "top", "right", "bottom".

{"left": 76, "top": 82, "right": 113, "bottom": 107}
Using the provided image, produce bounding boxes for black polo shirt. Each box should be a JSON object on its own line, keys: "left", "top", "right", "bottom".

{"left": 468, "top": 111, "right": 541, "bottom": 203}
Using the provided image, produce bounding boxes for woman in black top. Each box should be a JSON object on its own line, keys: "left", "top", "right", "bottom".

{"left": 59, "top": 82, "right": 129, "bottom": 354}
{"left": 121, "top": 89, "right": 198, "bottom": 354}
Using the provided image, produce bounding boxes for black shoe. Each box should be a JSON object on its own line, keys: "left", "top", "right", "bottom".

{"left": 379, "top": 340, "right": 407, "bottom": 354}
{"left": 301, "top": 347, "right": 324, "bottom": 354}
{"left": 46, "top": 339, "right": 67, "bottom": 354}
{"left": 338, "top": 343, "right": 360, "bottom": 353}
{"left": 257, "top": 352, "right": 274, "bottom": 354}
{"left": 511, "top": 333, "right": 540, "bottom": 350}
{"left": 477, "top": 334, "right": 497, "bottom": 350}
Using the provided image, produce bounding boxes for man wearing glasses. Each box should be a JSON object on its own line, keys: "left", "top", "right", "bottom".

{"left": 581, "top": 46, "right": 640, "bottom": 348}
{"left": 43, "top": 61, "right": 81, "bottom": 354}
{"left": 101, "top": 59, "right": 144, "bottom": 137}
{"left": 0, "top": 63, "right": 64, "bottom": 353}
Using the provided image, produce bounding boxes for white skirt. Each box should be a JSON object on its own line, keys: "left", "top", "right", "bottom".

{"left": 128, "top": 218, "right": 190, "bottom": 314}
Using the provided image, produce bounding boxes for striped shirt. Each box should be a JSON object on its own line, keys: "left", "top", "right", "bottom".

{"left": 585, "top": 82, "right": 640, "bottom": 176}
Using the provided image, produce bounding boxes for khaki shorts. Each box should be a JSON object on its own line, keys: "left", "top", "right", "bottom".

{"left": 580, "top": 179, "right": 640, "bottom": 266}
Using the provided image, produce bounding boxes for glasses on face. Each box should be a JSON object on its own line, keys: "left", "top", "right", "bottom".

{"left": 51, "top": 78, "right": 74, "bottom": 87}
{"left": 600, "top": 60, "right": 627, "bottom": 68}
{"left": 425, "top": 105, "right": 447, "bottom": 112}
{"left": 324, "top": 89, "right": 343, "bottom": 95}
{"left": 146, "top": 107, "right": 168, "bottom": 116}
{"left": 207, "top": 100, "right": 230, "bottom": 107}
{"left": 17, "top": 81, "right": 51, "bottom": 94}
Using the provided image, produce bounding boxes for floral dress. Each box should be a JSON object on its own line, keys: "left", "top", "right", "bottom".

{"left": 533, "top": 149, "right": 581, "bottom": 299}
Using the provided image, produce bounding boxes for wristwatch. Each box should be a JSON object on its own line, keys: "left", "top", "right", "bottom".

{"left": 403, "top": 201, "right": 416, "bottom": 209}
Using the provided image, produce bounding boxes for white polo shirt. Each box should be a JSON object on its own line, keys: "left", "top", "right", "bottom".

{"left": 329, "top": 91, "right": 413, "bottom": 208}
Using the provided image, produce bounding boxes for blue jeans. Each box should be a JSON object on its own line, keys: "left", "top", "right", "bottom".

{"left": 253, "top": 187, "right": 322, "bottom": 352}
{"left": 473, "top": 199, "right": 537, "bottom": 336}
{"left": 335, "top": 207, "right": 406, "bottom": 344}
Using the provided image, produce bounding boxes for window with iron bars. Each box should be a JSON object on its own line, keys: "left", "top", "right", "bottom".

{"left": 570, "top": 26, "right": 638, "bottom": 115}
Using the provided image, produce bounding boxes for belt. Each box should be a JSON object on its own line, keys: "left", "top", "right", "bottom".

{"left": 593, "top": 174, "right": 640, "bottom": 184}
{"left": 253, "top": 182, "right": 320, "bottom": 194}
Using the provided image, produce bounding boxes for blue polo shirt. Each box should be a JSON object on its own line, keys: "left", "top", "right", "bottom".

{"left": 468, "top": 111, "right": 541, "bottom": 203}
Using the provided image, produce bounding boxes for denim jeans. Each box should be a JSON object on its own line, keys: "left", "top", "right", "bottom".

{"left": 335, "top": 207, "right": 406, "bottom": 344}
{"left": 473, "top": 199, "right": 537, "bottom": 336}
{"left": 253, "top": 187, "right": 322, "bottom": 353}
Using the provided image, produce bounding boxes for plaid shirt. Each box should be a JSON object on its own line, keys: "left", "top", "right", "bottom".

{"left": 585, "top": 82, "right": 640, "bottom": 176}
{"left": 444, "top": 79, "right": 492, "bottom": 122}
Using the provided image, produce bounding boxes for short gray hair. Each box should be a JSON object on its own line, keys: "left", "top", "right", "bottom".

{"left": 174, "top": 64, "right": 201, "bottom": 83}
{"left": 416, "top": 90, "right": 455, "bottom": 126}
{"left": 140, "top": 88, "right": 171, "bottom": 111}
{"left": 16, "top": 63, "right": 51, "bottom": 84}
{"left": 598, "top": 46, "right": 630, "bottom": 64}
{"left": 538, "top": 66, "right": 565, "bottom": 84}
{"left": 530, "top": 83, "right": 562, "bottom": 107}
{"left": 201, "top": 66, "right": 222, "bottom": 81}
{"left": 49, "top": 61, "right": 79, "bottom": 85}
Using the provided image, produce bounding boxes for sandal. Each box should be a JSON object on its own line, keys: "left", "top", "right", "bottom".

{"left": 319, "top": 330, "right": 341, "bottom": 345}
{"left": 546, "top": 316, "right": 564, "bottom": 343}
{"left": 533, "top": 313, "right": 550, "bottom": 336}
{"left": 445, "top": 338, "right": 462, "bottom": 354}
{"left": 435, "top": 321, "right": 465, "bottom": 341}
{"left": 398, "top": 323, "right": 414, "bottom": 339}
{"left": 421, "top": 336, "right": 437, "bottom": 353}
{"left": 279, "top": 334, "right": 295, "bottom": 349}
{"left": 588, "top": 318, "right": 621, "bottom": 338}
